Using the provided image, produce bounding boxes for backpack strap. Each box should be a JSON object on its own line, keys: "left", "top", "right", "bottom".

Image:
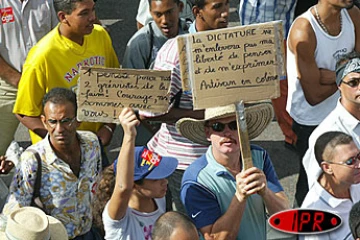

{"left": 27, "top": 149, "right": 45, "bottom": 212}
{"left": 145, "top": 22, "right": 154, "bottom": 69}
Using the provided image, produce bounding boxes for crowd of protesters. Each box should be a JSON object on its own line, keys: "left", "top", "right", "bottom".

{"left": 1, "top": 0, "right": 360, "bottom": 239}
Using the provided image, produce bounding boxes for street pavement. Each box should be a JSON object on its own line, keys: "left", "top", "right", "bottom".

{"left": 13, "top": 1, "right": 300, "bottom": 239}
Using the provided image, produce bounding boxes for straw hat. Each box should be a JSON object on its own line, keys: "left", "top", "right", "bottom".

{"left": 0, "top": 207, "right": 68, "bottom": 240}
{"left": 176, "top": 103, "right": 274, "bottom": 145}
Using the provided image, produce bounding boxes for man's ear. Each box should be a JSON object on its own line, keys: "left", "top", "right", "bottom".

{"left": 321, "top": 162, "right": 333, "bottom": 175}
{"left": 41, "top": 115, "right": 48, "bottom": 129}
{"left": 57, "top": 11, "right": 68, "bottom": 24}
{"left": 193, "top": 6, "right": 201, "bottom": 19}
{"left": 205, "top": 126, "right": 211, "bottom": 141}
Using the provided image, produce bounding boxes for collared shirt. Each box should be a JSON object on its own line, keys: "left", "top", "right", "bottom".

{"left": 0, "top": 0, "right": 58, "bottom": 93}
{"left": 181, "top": 145, "right": 283, "bottom": 239}
{"left": 143, "top": 37, "right": 208, "bottom": 170}
{"left": 239, "top": 0, "right": 297, "bottom": 38}
{"left": 303, "top": 99, "right": 360, "bottom": 188}
{"left": 300, "top": 181, "right": 360, "bottom": 240}
{"left": 4, "top": 131, "right": 102, "bottom": 239}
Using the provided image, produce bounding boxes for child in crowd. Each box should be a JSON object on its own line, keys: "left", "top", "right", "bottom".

{"left": 93, "top": 108, "right": 178, "bottom": 239}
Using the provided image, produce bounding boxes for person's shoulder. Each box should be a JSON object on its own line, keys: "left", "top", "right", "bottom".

{"left": 77, "top": 131, "right": 99, "bottom": 144}
{"left": 289, "top": 16, "right": 314, "bottom": 38}
{"left": 127, "top": 23, "right": 152, "bottom": 44}
{"left": 90, "top": 24, "right": 110, "bottom": 39}
{"left": 182, "top": 154, "right": 209, "bottom": 183}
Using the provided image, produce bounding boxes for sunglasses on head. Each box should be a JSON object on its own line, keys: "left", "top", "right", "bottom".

{"left": 207, "top": 121, "right": 237, "bottom": 132}
{"left": 342, "top": 78, "right": 360, "bottom": 88}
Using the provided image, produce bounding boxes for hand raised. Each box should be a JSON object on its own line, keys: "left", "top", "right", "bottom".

{"left": 119, "top": 108, "right": 140, "bottom": 137}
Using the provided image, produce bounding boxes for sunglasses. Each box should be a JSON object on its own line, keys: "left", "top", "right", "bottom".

{"left": 325, "top": 152, "right": 360, "bottom": 168}
{"left": 342, "top": 78, "right": 360, "bottom": 88}
{"left": 207, "top": 121, "right": 237, "bottom": 132}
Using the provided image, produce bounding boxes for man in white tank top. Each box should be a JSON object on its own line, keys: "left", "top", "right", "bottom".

{"left": 286, "top": 0, "right": 360, "bottom": 207}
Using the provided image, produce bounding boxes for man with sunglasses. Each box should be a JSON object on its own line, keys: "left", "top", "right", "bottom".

{"left": 303, "top": 51, "right": 360, "bottom": 190}
{"left": 301, "top": 131, "right": 360, "bottom": 240}
{"left": 177, "top": 104, "right": 289, "bottom": 239}
{"left": 3, "top": 87, "right": 102, "bottom": 239}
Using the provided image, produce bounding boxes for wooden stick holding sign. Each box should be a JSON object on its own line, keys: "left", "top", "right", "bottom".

{"left": 235, "top": 101, "right": 253, "bottom": 169}
{"left": 177, "top": 21, "right": 285, "bottom": 169}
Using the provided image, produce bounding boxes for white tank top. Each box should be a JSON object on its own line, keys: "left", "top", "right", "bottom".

{"left": 286, "top": 8, "right": 355, "bottom": 125}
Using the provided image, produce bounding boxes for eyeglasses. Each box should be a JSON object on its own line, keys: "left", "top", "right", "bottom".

{"left": 341, "top": 78, "right": 360, "bottom": 88}
{"left": 207, "top": 121, "right": 237, "bottom": 132}
{"left": 46, "top": 117, "right": 76, "bottom": 129}
{"left": 325, "top": 152, "right": 360, "bottom": 168}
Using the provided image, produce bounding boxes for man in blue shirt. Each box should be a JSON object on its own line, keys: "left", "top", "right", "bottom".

{"left": 178, "top": 104, "right": 289, "bottom": 239}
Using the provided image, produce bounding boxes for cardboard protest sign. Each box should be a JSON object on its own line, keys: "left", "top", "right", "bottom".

{"left": 77, "top": 67, "right": 171, "bottom": 123}
{"left": 178, "top": 21, "right": 285, "bottom": 109}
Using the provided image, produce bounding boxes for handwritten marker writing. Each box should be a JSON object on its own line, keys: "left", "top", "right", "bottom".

{"left": 268, "top": 209, "right": 342, "bottom": 234}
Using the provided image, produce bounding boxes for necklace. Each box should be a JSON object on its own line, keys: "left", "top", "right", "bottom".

{"left": 314, "top": 5, "right": 342, "bottom": 35}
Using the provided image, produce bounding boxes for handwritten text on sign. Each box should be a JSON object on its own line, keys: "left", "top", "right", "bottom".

{"left": 178, "top": 21, "right": 285, "bottom": 109}
{"left": 77, "top": 67, "right": 171, "bottom": 123}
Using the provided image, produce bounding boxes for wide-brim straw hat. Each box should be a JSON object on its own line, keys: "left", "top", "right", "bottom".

{"left": 176, "top": 103, "right": 274, "bottom": 145}
{"left": 0, "top": 207, "right": 68, "bottom": 240}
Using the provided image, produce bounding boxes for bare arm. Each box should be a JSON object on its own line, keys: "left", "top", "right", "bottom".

{"left": 0, "top": 55, "right": 21, "bottom": 88}
{"left": 15, "top": 114, "right": 48, "bottom": 139}
{"left": 107, "top": 108, "right": 139, "bottom": 220}
{"left": 348, "top": 5, "right": 360, "bottom": 52}
{"left": 288, "top": 18, "right": 338, "bottom": 105}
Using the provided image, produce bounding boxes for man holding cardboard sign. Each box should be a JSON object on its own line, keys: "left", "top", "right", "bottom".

{"left": 178, "top": 104, "right": 289, "bottom": 239}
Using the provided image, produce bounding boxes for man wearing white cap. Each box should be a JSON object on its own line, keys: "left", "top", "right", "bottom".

{"left": 303, "top": 51, "right": 360, "bottom": 189}
{"left": 177, "top": 103, "right": 289, "bottom": 239}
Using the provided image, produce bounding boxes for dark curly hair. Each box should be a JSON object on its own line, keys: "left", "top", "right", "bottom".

{"left": 92, "top": 165, "right": 116, "bottom": 237}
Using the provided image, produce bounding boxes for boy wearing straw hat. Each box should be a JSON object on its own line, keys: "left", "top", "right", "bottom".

{"left": 177, "top": 103, "right": 289, "bottom": 239}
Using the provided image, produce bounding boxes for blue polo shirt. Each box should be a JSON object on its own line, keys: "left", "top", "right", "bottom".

{"left": 181, "top": 145, "right": 283, "bottom": 239}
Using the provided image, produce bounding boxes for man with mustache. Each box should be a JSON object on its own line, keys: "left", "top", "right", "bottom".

{"left": 177, "top": 104, "right": 289, "bottom": 239}
{"left": 139, "top": 0, "right": 230, "bottom": 213}
{"left": 301, "top": 131, "right": 360, "bottom": 240}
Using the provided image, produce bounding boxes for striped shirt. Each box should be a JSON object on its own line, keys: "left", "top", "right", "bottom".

{"left": 239, "top": 0, "right": 298, "bottom": 38}
{"left": 144, "top": 38, "right": 208, "bottom": 170}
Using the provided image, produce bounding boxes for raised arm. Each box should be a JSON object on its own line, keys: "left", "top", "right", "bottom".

{"left": 107, "top": 108, "right": 140, "bottom": 220}
{"left": 288, "top": 18, "right": 338, "bottom": 105}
